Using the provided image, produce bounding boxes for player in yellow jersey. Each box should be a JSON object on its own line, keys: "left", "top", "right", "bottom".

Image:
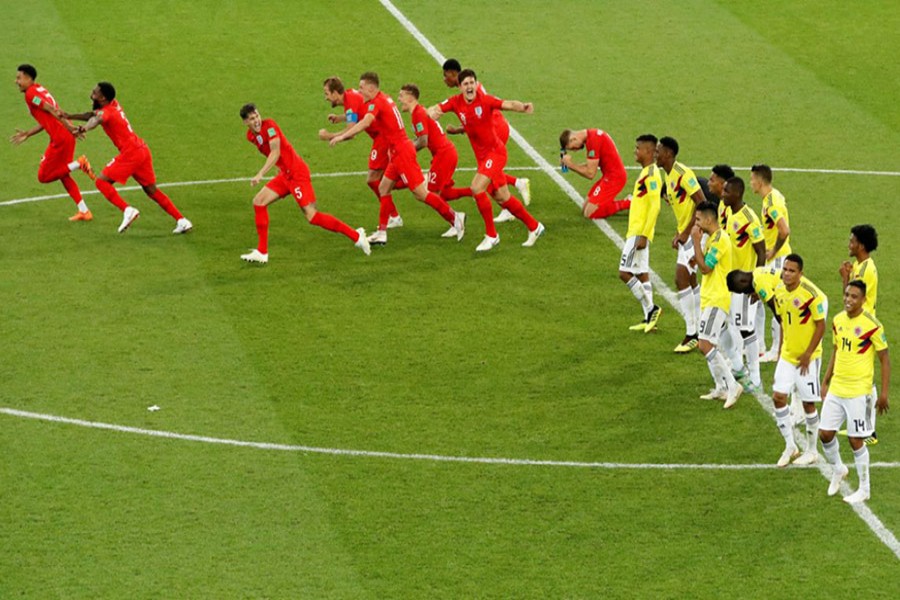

{"left": 750, "top": 164, "right": 792, "bottom": 362}
{"left": 722, "top": 177, "right": 766, "bottom": 392}
{"left": 619, "top": 134, "right": 662, "bottom": 333}
{"left": 692, "top": 201, "right": 742, "bottom": 408}
{"left": 771, "top": 255, "right": 828, "bottom": 467}
{"left": 819, "top": 280, "right": 890, "bottom": 503}
{"left": 656, "top": 137, "right": 706, "bottom": 353}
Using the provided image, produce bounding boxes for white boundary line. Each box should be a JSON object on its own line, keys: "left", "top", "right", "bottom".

{"left": 378, "top": 0, "right": 900, "bottom": 559}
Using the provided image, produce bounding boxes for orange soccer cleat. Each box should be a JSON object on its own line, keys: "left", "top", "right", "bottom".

{"left": 68, "top": 210, "right": 93, "bottom": 222}
{"left": 77, "top": 155, "right": 96, "bottom": 180}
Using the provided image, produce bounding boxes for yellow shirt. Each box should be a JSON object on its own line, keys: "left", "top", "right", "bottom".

{"left": 726, "top": 205, "right": 765, "bottom": 272}
{"left": 752, "top": 266, "right": 781, "bottom": 303}
{"left": 761, "top": 188, "right": 791, "bottom": 259}
{"left": 627, "top": 164, "right": 662, "bottom": 241}
{"left": 850, "top": 257, "right": 878, "bottom": 315}
{"left": 830, "top": 310, "right": 887, "bottom": 398}
{"left": 776, "top": 278, "right": 828, "bottom": 365}
{"left": 700, "top": 229, "right": 732, "bottom": 311}
{"left": 664, "top": 162, "right": 702, "bottom": 234}
{"left": 719, "top": 202, "right": 731, "bottom": 230}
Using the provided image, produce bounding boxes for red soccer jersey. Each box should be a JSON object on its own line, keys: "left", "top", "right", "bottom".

{"left": 24, "top": 84, "right": 69, "bottom": 140}
{"left": 246, "top": 118, "right": 310, "bottom": 179}
{"left": 438, "top": 88, "right": 503, "bottom": 159}
{"left": 585, "top": 129, "right": 626, "bottom": 181}
{"left": 364, "top": 91, "right": 408, "bottom": 150}
{"left": 96, "top": 100, "right": 144, "bottom": 152}
{"left": 479, "top": 82, "right": 510, "bottom": 141}
{"left": 343, "top": 89, "right": 377, "bottom": 141}
{"left": 411, "top": 104, "right": 452, "bottom": 156}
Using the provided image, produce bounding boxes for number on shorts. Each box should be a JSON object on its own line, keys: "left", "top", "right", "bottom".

{"left": 429, "top": 171, "right": 437, "bottom": 185}
{"left": 370, "top": 149, "right": 378, "bottom": 161}
{"left": 807, "top": 381, "right": 818, "bottom": 396}
{"left": 293, "top": 187, "right": 303, "bottom": 200}
{"left": 485, "top": 159, "right": 493, "bottom": 169}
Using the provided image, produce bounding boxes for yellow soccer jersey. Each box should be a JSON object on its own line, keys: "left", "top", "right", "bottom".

{"left": 851, "top": 257, "right": 878, "bottom": 315}
{"left": 719, "top": 202, "right": 731, "bottom": 230}
{"left": 726, "top": 205, "right": 765, "bottom": 271}
{"left": 752, "top": 266, "right": 781, "bottom": 303}
{"left": 762, "top": 188, "right": 791, "bottom": 259}
{"left": 627, "top": 164, "right": 662, "bottom": 241}
{"left": 776, "top": 278, "right": 828, "bottom": 365}
{"left": 665, "top": 161, "right": 702, "bottom": 234}
{"left": 830, "top": 310, "right": 888, "bottom": 398}
{"left": 700, "top": 229, "right": 732, "bottom": 311}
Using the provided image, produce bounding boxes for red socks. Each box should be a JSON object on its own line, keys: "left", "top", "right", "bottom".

{"left": 501, "top": 197, "right": 538, "bottom": 231}
{"left": 60, "top": 175, "right": 82, "bottom": 204}
{"left": 254, "top": 205, "right": 269, "bottom": 254}
{"left": 423, "top": 192, "right": 455, "bottom": 224}
{"left": 474, "top": 192, "right": 497, "bottom": 237}
{"left": 148, "top": 189, "right": 183, "bottom": 220}
{"left": 588, "top": 199, "right": 631, "bottom": 219}
{"left": 95, "top": 178, "right": 128, "bottom": 211}
{"left": 310, "top": 211, "right": 357, "bottom": 241}
{"left": 441, "top": 186, "right": 472, "bottom": 201}
{"left": 505, "top": 174, "right": 518, "bottom": 186}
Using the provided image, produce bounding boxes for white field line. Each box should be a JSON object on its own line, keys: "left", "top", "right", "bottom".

{"left": 378, "top": 0, "right": 900, "bottom": 560}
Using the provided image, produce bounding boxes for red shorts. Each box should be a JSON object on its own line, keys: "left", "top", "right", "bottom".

{"left": 383, "top": 142, "right": 425, "bottom": 190}
{"left": 38, "top": 135, "right": 76, "bottom": 182}
{"left": 102, "top": 142, "right": 157, "bottom": 186}
{"left": 476, "top": 147, "right": 508, "bottom": 190}
{"left": 266, "top": 172, "right": 316, "bottom": 207}
{"left": 586, "top": 174, "right": 627, "bottom": 207}
{"left": 426, "top": 145, "right": 458, "bottom": 193}
{"left": 368, "top": 137, "right": 390, "bottom": 171}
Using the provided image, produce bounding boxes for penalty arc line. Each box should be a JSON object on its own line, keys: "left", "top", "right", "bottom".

{"left": 377, "top": 0, "right": 900, "bottom": 560}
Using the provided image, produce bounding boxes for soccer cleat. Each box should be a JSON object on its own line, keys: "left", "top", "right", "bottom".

{"left": 172, "top": 218, "right": 193, "bottom": 234}
{"left": 440, "top": 225, "right": 458, "bottom": 239}
{"left": 77, "top": 155, "right": 96, "bottom": 180}
{"left": 843, "top": 488, "right": 870, "bottom": 504}
{"left": 68, "top": 210, "right": 93, "bottom": 222}
{"left": 367, "top": 229, "right": 387, "bottom": 245}
{"left": 453, "top": 211, "right": 466, "bottom": 241}
{"left": 387, "top": 215, "right": 404, "bottom": 229}
{"left": 723, "top": 385, "right": 743, "bottom": 409}
{"left": 674, "top": 335, "right": 699, "bottom": 354}
{"left": 732, "top": 367, "right": 750, "bottom": 383}
{"left": 742, "top": 381, "right": 762, "bottom": 395}
{"left": 240, "top": 249, "right": 268, "bottom": 264}
{"left": 117, "top": 206, "right": 140, "bottom": 233}
{"left": 629, "top": 320, "right": 648, "bottom": 332}
{"left": 792, "top": 451, "right": 819, "bottom": 466}
{"left": 776, "top": 445, "right": 800, "bottom": 467}
{"left": 522, "top": 222, "right": 545, "bottom": 247}
{"left": 865, "top": 433, "right": 879, "bottom": 446}
{"left": 515, "top": 177, "right": 532, "bottom": 205}
{"left": 494, "top": 208, "right": 515, "bottom": 223}
{"left": 700, "top": 388, "right": 727, "bottom": 401}
{"left": 475, "top": 235, "right": 500, "bottom": 252}
{"left": 644, "top": 305, "right": 662, "bottom": 333}
{"left": 827, "top": 464, "right": 849, "bottom": 496}
{"left": 354, "top": 228, "right": 371, "bottom": 255}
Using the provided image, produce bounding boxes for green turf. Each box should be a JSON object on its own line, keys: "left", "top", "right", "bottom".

{"left": 2, "top": 0, "right": 899, "bottom": 597}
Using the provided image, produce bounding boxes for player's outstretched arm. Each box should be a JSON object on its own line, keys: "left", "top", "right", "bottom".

{"left": 63, "top": 111, "right": 94, "bottom": 122}
{"left": 500, "top": 100, "right": 533, "bottom": 114}
{"left": 426, "top": 105, "right": 444, "bottom": 121}
{"left": 330, "top": 113, "right": 374, "bottom": 146}
{"left": 76, "top": 114, "right": 103, "bottom": 137}
{"left": 10, "top": 125, "right": 43, "bottom": 145}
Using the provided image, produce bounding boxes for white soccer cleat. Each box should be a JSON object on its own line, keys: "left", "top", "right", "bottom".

{"left": 723, "top": 385, "right": 742, "bottom": 409}
{"left": 792, "top": 451, "right": 819, "bottom": 466}
{"left": 240, "top": 249, "right": 268, "bottom": 264}
{"left": 453, "top": 211, "right": 466, "bottom": 241}
{"left": 493, "top": 208, "right": 515, "bottom": 223}
{"left": 354, "top": 228, "right": 371, "bottom": 255}
{"left": 776, "top": 445, "right": 800, "bottom": 468}
{"left": 515, "top": 177, "right": 531, "bottom": 205}
{"left": 475, "top": 235, "right": 500, "bottom": 252}
{"left": 522, "top": 222, "right": 545, "bottom": 247}
{"left": 387, "top": 215, "right": 404, "bottom": 229}
{"left": 172, "top": 218, "right": 193, "bottom": 234}
{"left": 842, "top": 488, "right": 870, "bottom": 504}
{"left": 440, "top": 225, "right": 458, "bottom": 238}
{"left": 367, "top": 229, "right": 387, "bottom": 245}
{"left": 118, "top": 206, "right": 140, "bottom": 233}
{"left": 827, "top": 464, "right": 849, "bottom": 496}
{"left": 699, "top": 388, "right": 727, "bottom": 401}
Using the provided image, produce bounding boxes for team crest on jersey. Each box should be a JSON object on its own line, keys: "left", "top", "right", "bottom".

{"left": 588, "top": 150, "right": 595, "bottom": 158}
{"left": 854, "top": 326, "right": 863, "bottom": 336}
{"left": 415, "top": 123, "right": 424, "bottom": 132}
{"left": 793, "top": 298, "right": 802, "bottom": 308}
{"left": 256, "top": 134, "right": 263, "bottom": 145}
{"left": 475, "top": 106, "right": 483, "bottom": 117}
{"left": 31, "top": 96, "right": 42, "bottom": 106}
{"left": 266, "top": 127, "right": 276, "bottom": 137}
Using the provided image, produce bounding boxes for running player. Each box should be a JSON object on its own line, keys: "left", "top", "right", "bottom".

{"left": 558, "top": 128, "right": 630, "bottom": 219}
{"left": 11, "top": 64, "right": 93, "bottom": 221}
{"left": 238, "top": 104, "right": 369, "bottom": 264}
{"left": 656, "top": 137, "right": 705, "bottom": 353}
{"left": 620, "top": 134, "right": 662, "bottom": 333}
{"left": 820, "top": 280, "right": 889, "bottom": 503}
{"left": 66, "top": 82, "right": 192, "bottom": 234}
{"left": 692, "top": 201, "right": 742, "bottom": 408}
{"left": 428, "top": 69, "right": 544, "bottom": 251}
{"left": 319, "top": 76, "right": 402, "bottom": 233}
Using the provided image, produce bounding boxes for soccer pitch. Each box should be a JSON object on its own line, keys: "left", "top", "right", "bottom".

{"left": 2, "top": 1, "right": 899, "bottom": 597}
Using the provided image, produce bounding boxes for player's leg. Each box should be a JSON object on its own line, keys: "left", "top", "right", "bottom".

{"left": 792, "top": 359, "right": 823, "bottom": 464}
{"left": 819, "top": 399, "right": 849, "bottom": 495}
{"left": 294, "top": 180, "right": 368, "bottom": 255}
{"left": 583, "top": 178, "right": 628, "bottom": 219}
{"left": 620, "top": 237, "right": 652, "bottom": 330}
{"left": 771, "top": 364, "right": 800, "bottom": 466}
{"left": 400, "top": 149, "right": 459, "bottom": 230}
{"left": 841, "top": 394, "right": 875, "bottom": 502}
{"left": 698, "top": 308, "right": 740, "bottom": 402}
{"left": 39, "top": 138, "right": 93, "bottom": 219}
{"left": 674, "top": 258, "right": 699, "bottom": 353}
{"left": 464, "top": 172, "right": 498, "bottom": 250}
{"left": 241, "top": 183, "right": 283, "bottom": 263}
{"left": 369, "top": 141, "right": 401, "bottom": 225}
{"left": 738, "top": 295, "right": 761, "bottom": 390}
{"left": 94, "top": 158, "right": 142, "bottom": 234}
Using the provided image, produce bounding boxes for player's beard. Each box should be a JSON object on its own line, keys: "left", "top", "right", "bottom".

{"left": 92, "top": 99, "right": 102, "bottom": 110}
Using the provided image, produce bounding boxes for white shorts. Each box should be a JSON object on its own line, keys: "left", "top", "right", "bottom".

{"left": 698, "top": 306, "right": 729, "bottom": 344}
{"left": 820, "top": 392, "right": 876, "bottom": 437}
{"left": 766, "top": 255, "right": 785, "bottom": 270}
{"left": 730, "top": 292, "right": 757, "bottom": 332}
{"left": 772, "top": 357, "right": 821, "bottom": 401}
{"left": 620, "top": 236, "right": 650, "bottom": 275}
{"left": 676, "top": 238, "right": 697, "bottom": 274}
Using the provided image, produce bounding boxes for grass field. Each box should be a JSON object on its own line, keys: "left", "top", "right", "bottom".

{"left": 2, "top": 1, "right": 899, "bottom": 597}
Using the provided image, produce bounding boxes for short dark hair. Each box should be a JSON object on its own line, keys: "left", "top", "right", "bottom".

{"left": 400, "top": 83, "right": 420, "bottom": 99}
{"left": 726, "top": 270, "right": 751, "bottom": 293}
{"left": 360, "top": 71, "right": 380, "bottom": 87}
{"left": 711, "top": 164, "right": 735, "bottom": 180}
{"left": 784, "top": 253, "right": 804, "bottom": 271}
{"left": 17, "top": 63, "right": 37, "bottom": 80}
{"left": 696, "top": 200, "right": 718, "bottom": 218}
{"left": 725, "top": 176, "right": 745, "bottom": 196}
{"left": 847, "top": 279, "right": 867, "bottom": 296}
{"left": 97, "top": 81, "right": 116, "bottom": 101}
{"left": 458, "top": 68, "right": 477, "bottom": 84}
{"left": 636, "top": 134, "right": 658, "bottom": 145}
{"left": 323, "top": 76, "right": 344, "bottom": 94}
{"left": 751, "top": 164, "right": 773, "bottom": 183}
{"left": 559, "top": 129, "right": 572, "bottom": 150}
{"left": 442, "top": 58, "right": 462, "bottom": 72}
{"left": 851, "top": 224, "right": 878, "bottom": 252}
{"left": 658, "top": 136, "right": 679, "bottom": 156}
{"left": 239, "top": 103, "right": 257, "bottom": 119}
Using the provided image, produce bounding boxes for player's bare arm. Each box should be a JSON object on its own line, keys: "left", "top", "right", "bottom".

{"left": 820, "top": 351, "right": 835, "bottom": 400}
{"left": 9, "top": 124, "right": 43, "bottom": 145}
{"left": 692, "top": 225, "right": 713, "bottom": 275}
{"left": 63, "top": 111, "right": 94, "bottom": 122}
{"left": 798, "top": 318, "right": 826, "bottom": 375}
{"left": 563, "top": 156, "right": 599, "bottom": 181}
{"left": 76, "top": 114, "right": 103, "bottom": 136}
{"left": 329, "top": 113, "right": 374, "bottom": 146}
{"left": 426, "top": 105, "right": 444, "bottom": 121}
{"left": 766, "top": 217, "right": 791, "bottom": 261}
{"left": 251, "top": 136, "right": 280, "bottom": 186}
{"left": 753, "top": 239, "right": 766, "bottom": 267}
{"left": 413, "top": 134, "right": 428, "bottom": 152}
{"left": 877, "top": 348, "right": 890, "bottom": 414}
{"left": 500, "top": 100, "right": 533, "bottom": 114}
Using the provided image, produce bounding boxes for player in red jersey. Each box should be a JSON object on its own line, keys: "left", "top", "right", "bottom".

{"left": 329, "top": 72, "right": 465, "bottom": 245}
{"left": 66, "top": 82, "right": 192, "bottom": 234}
{"left": 319, "top": 76, "right": 403, "bottom": 231}
{"left": 559, "top": 128, "right": 630, "bottom": 219}
{"left": 429, "top": 69, "right": 544, "bottom": 251}
{"left": 441, "top": 59, "right": 531, "bottom": 223}
{"left": 11, "top": 64, "right": 94, "bottom": 221}
{"left": 238, "top": 104, "right": 370, "bottom": 264}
